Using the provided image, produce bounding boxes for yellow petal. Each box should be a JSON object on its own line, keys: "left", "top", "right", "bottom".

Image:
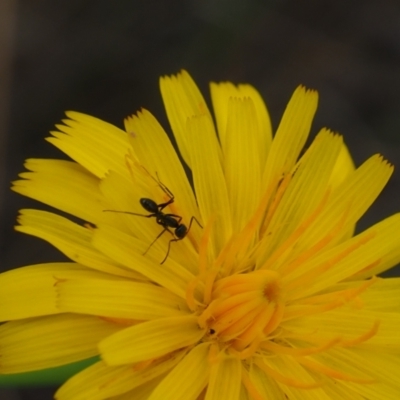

{"left": 257, "top": 356, "right": 329, "bottom": 396}
{"left": 205, "top": 356, "right": 242, "bottom": 400}
{"left": 314, "top": 348, "right": 400, "bottom": 399}
{"left": 99, "top": 316, "right": 205, "bottom": 365}
{"left": 210, "top": 81, "right": 272, "bottom": 168}
{"left": 0, "top": 263, "right": 117, "bottom": 321}
{"left": 237, "top": 83, "right": 273, "bottom": 154}
{"left": 99, "top": 170, "right": 155, "bottom": 237}
{"left": 57, "top": 278, "right": 188, "bottom": 319}
{"left": 160, "top": 70, "right": 215, "bottom": 166}
{"left": 56, "top": 362, "right": 131, "bottom": 400}
{"left": 55, "top": 350, "right": 186, "bottom": 400}
{"left": 224, "top": 97, "right": 261, "bottom": 232}
{"left": 296, "top": 154, "right": 393, "bottom": 255}
{"left": 350, "top": 349, "right": 400, "bottom": 392}
{"left": 209, "top": 81, "right": 240, "bottom": 149}
{"left": 148, "top": 342, "right": 211, "bottom": 400}
{"left": 284, "top": 307, "right": 400, "bottom": 349}
{"left": 262, "top": 86, "right": 318, "bottom": 193}
{"left": 12, "top": 159, "right": 104, "bottom": 223}
{"left": 328, "top": 277, "right": 400, "bottom": 313}
{"left": 329, "top": 141, "right": 355, "bottom": 189}
{"left": 15, "top": 209, "right": 139, "bottom": 278}
{"left": 285, "top": 214, "right": 400, "bottom": 299}
{"left": 92, "top": 224, "right": 198, "bottom": 298}
{"left": 358, "top": 277, "right": 400, "bottom": 312}
{"left": 258, "top": 129, "right": 344, "bottom": 265}
{"left": 248, "top": 364, "right": 287, "bottom": 400}
{"left": 112, "top": 376, "right": 166, "bottom": 400}
{"left": 0, "top": 314, "right": 120, "bottom": 373}
{"left": 271, "top": 158, "right": 396, "bottom": 288}
{"left": 47, "top": 112, "right": 130, "bottom": 179}
{"left": 186, "top": 114, "right": 232, "bottom": 257}
{"left": 112, "top": 374, "right": 165, "bottom": 400}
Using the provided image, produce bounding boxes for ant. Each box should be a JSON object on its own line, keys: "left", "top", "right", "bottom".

{"left": 104, "top": 174, "right": 202, "bottom": 264}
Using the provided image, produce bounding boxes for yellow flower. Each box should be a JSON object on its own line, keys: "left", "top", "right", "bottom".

{"left": 1, "top": 70, "right": 400, "bottom": 399}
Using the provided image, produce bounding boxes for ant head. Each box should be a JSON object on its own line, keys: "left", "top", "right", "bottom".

{"left": 175, "top": 224, "right": 187, "bottom": 239}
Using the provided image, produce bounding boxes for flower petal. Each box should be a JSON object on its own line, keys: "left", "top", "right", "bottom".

{"left": 258, "top": 129, "right": 344, "bottom": 266}
{"left": 99, "top": 316, "right": 205, "bottom": 365}
{"left": 15, "top": 209, "right": 139, "bottom": 278}
{"left": 284, "top": 214, "right": 400, "bottom": 299}
{"left": 296, "top": 154, "right": 393, "bottom": 256}
{"left": 0, "top": 263, "right": 118, "bottom": 321}
{"left": 57, "top": 278, "right": 188, "bottom": 319}
{"left": 326, "top": 278, "right": 400, "bottom": 313}
{"left": 186, "top": 114, "right": 232, "bottom": 257}
{"left": 262, "top": 86, "right": 318, "bottom": 192}
{"left": 205, "top": 356, "right": 242, "bottom": 400}
{"left": 12, "top": 159, "right": 104, "bottom": 223}
{"left": 112, "top": 376, "right": 166, "bottom": 400}
{"left": 148, "top": 342, "right": 211, "bottom": 400}
{"left": 160, "top": 70, "right": 216, "bottom": 166}
{"left": 284, "top": 307, "right": 400, "bottom": 350}
{"left": 248, "top": 364, "right": 287, "bottom": 400}
{"left": 92, "top": 223, "right": 198, "bottom": 298}
{"left": 0, "top": 314, "right": 120, "bottom": 373}
{"left": 257, "top": 356, "right": 330, "bottom": 396}
{"left": 47, "top": 112, "right": 130, "bottom": 179}
{"left": 55, "top": 350, "right": 186, "bottom": 400}
{"left": 224, "top": 97, "right": 261, "bottom": 232}
{"left": 329, "top": 141, "right": 355, "bottom": 189}
{"left": 210, "top": 81, "right": 272, "bottom": 168}
{"left": 315, "top": 348, "right": 400, "bottom": 399}
{"left": 358, "top": 277, "right": 400, "bottom": 312}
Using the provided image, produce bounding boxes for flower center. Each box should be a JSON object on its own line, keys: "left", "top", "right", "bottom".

{"left": 199, "top": 269, "right": 285, "bottom": 354}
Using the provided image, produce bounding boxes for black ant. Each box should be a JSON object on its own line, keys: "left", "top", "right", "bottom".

{"left": 104, "top": 174, "right": 202, "bottom": 264}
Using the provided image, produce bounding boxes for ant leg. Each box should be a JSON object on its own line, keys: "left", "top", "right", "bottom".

{"left": 187, "top": 216, "right": 203, "bottom": 232}
{"left": 152, "top": 172, "right": 177, "bottom": 212}
{"left": 160, "top": 237, "right": 181, "bottom": 264}
{"left": 160, "top": 216, "right": 197, "bottom": 264}
{"left": 156, "top": 197, "right": 174, "bottom": 212}
{"left": 141, "top": 167, "right": 175, "bottom": 202}
{"left": 143, "top": 227, "right": 174, "bottom": 256}
{"left": 154, "top": 172, "right": 175, "bottom": 200}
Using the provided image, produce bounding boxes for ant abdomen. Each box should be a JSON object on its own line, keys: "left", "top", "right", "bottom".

{"left": 140, "top": 198, "right": 159, "bottom": 213}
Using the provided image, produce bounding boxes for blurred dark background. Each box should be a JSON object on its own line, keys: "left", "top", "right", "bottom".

{"left": 1, "top": 0, "right": 400, "bottom": 398}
